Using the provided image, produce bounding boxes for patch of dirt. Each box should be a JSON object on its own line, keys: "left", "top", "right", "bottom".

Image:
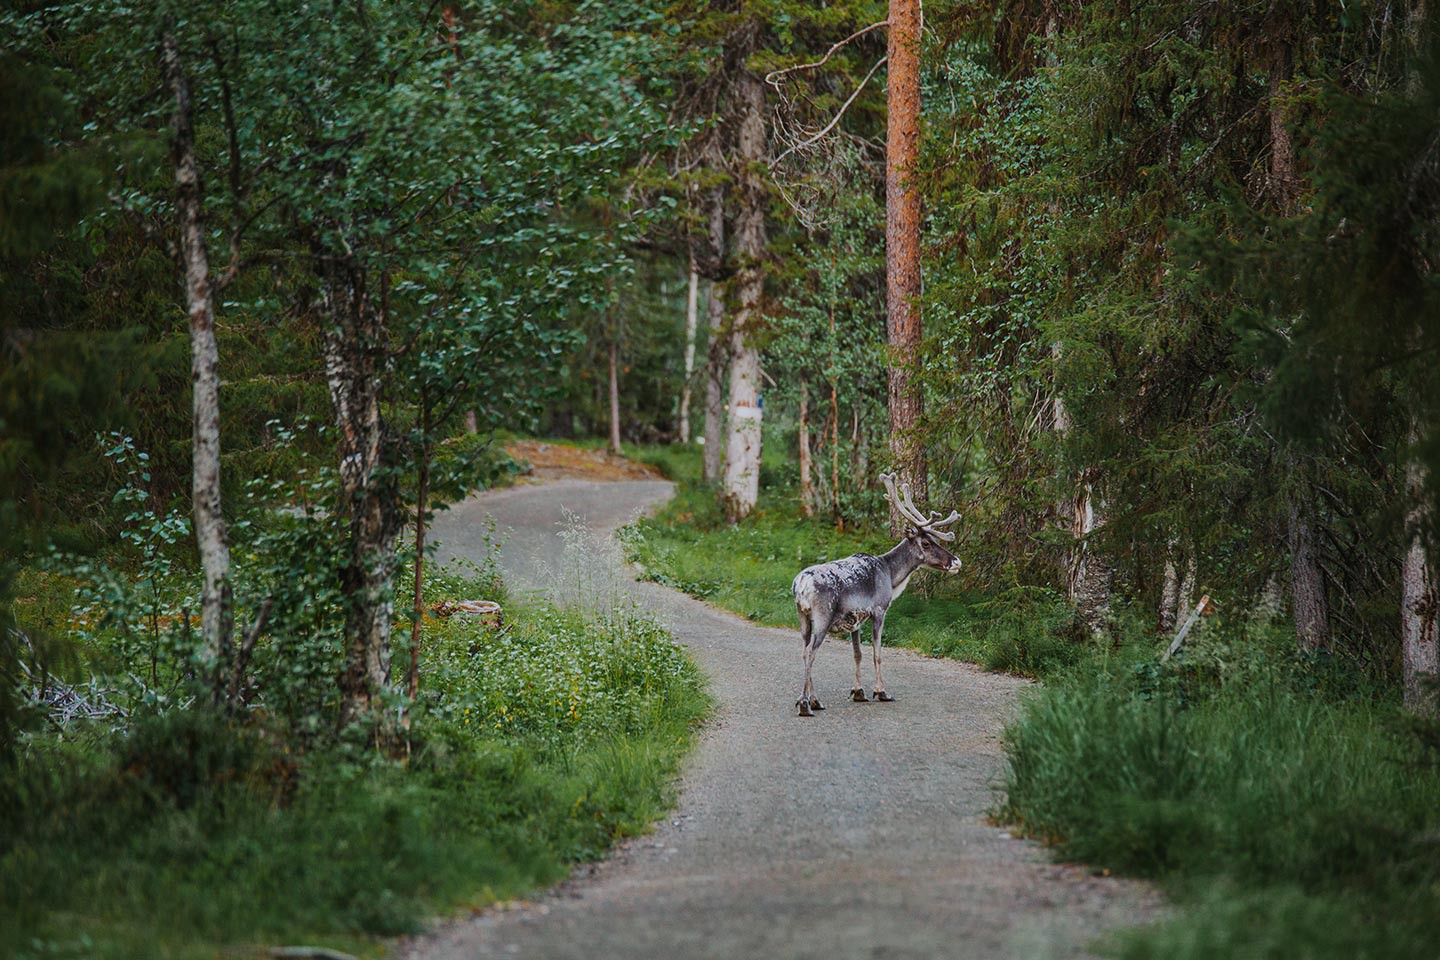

{"left": 505, "top": 440, "right": 663, "bottom": 482}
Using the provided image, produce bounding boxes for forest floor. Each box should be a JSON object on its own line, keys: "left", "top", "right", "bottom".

{"left": 409, "top": 476, "right": 1161, "bottom": 960}
{"left": 504, "top": 438, "right": 665, "bottom": 482}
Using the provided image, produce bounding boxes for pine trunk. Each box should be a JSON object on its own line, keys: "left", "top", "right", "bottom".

{"left": 885, "top": 0, "right": 925, "bottom": 533}
{"left": 703, "top": 280, "right": 727, "bottom": 483}
{"left": 798, "top": 384, "right": 814, "bottom": 517}
{"left": 701, "top": 184, "right": 728, "bottom": 484}
{"left": 1288, "top": 487, "right": 1331, "bottom": 650}
{"left": 720, "top": 69, "right": 766, "bottom": 521}
{"left": 679, "top": 257, "right": 699, "bottom": 443}
{"left": 163, "top": 32, "right": 234, "bottom": 705}
{"left": 1271, "top": 45, "right": 1333, "bottom": 652}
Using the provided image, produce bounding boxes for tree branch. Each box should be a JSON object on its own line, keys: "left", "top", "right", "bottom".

{"left": 764, "top": 20, "right": 888, "bottom": 91}
{"left": 770, "top": 56, "right": 887, "bottom": 169}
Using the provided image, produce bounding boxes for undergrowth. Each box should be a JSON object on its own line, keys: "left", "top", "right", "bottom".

{"left": 1001, "top": 629, "right": 1440, "bottom": 958}
{"left": 1, "top": 567, "right": 709, "bottom": 960}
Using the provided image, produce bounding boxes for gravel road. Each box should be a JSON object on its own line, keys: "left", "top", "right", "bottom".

{"left": 409, "top": 478, "right": 1159, "bottom": 960}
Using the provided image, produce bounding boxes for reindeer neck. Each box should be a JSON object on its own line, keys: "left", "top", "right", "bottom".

{"left": 881, "top": 538, "right": 926, "bottom": 589}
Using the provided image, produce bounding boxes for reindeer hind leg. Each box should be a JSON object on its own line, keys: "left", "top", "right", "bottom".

{"left": 850, "top": 630, "right": 867, "bottom": 701}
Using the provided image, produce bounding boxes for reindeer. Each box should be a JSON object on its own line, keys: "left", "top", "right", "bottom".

{"left": 790, "top": 473, "right": 961, "bottom": 716}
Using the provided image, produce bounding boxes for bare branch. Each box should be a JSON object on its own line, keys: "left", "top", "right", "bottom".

{"left": 764, "top": 20, "right": 888, "bottom": 90}
{"left": 770, "top": 55, "right": 887, "bottom": 170}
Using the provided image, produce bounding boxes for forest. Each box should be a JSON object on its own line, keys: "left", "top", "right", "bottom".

{"left": 3, "top": 1, "right": 1440, "bottom": 958}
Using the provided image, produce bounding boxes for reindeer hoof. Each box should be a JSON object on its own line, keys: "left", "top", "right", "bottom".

{"left": 797, "top": 699, "right": 814, "bottom": 717}
{"left": 809, "top": 697, "right": 825, "bottom": 711}
{"left": 873, "top": 690, "right": 895, "bottom": 702}
{"left": 851, "top": 688, "right": 868, "bottom": 702}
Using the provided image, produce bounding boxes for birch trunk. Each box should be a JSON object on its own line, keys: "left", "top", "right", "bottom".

{"left": 163, "top": 32, "right": 234, "bottom": 704}
{"left": 720, "top": 68, "right": 767, "bottom": 521}
{"left": 1069, "top": 477, "right": 1114, "bottom": 635}
{"left": 679, "top": 258, "right": 699, "bottom": 443}
{"left": 1158, "top": 551, "right": 1180, "bottom": 634}
{"left": 318, "top": 263, "right": 402, "bottom": 729}
{"left": 1403, "top": 430, "right": 1439, "bottom": 712}
{"left": 885, "top": 0, "right": 926, "bottom": 533}
{"left": 1401, "top": 0, "right": 1438, "bottom": 714}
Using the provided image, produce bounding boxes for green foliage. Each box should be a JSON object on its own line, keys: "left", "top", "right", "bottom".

{"left": 1, "top": 574, "right": 709, "bottom": 959}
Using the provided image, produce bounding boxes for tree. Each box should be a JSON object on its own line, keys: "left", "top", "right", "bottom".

{"left": 885, "top": 0, "right": 924, "bottom": 532}
{"left": 159, "top": 30, "right": 236, "bottom": 706}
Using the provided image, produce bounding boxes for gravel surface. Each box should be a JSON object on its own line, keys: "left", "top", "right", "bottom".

{"left": 407, "top": 478, "right": 1160, "bottom": 960}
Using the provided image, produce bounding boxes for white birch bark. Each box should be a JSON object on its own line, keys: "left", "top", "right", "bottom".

{"left": 679, "top": 258, "right": 699, "bottom": 443}
{"left": 163, "top": 32, "right": 234, "bottom": 702}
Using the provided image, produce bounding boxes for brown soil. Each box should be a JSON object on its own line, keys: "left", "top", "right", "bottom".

{"left": 504, "top": 439, "right": 664, "bottom": 482}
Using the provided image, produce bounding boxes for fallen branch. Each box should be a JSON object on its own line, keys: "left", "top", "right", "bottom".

{"left": 1161, "top": 594, "right": 1218, "bottom": 662}
{"left": 268, "top": 948, "right": 359, "bottom": 960}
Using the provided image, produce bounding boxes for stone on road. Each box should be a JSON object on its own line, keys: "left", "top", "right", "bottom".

{"left": 410, "top": 478, "right": 1158, "bottom": 960}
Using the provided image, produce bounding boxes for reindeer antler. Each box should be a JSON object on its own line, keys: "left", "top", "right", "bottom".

{"left": 878, "top": 472, "right": 961, "bottom": 541}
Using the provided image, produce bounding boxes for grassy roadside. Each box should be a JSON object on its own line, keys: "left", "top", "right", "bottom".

{"left": 622, "top": 444, "right": 1085, "bottom": 678}
{"left": 623, "top": 444, "right": 1440, "bottom": 959}
{"left": 2, "top": 563, "right": 709, "bottom": 960}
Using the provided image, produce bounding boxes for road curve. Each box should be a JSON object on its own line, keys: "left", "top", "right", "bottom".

{"left": 408, "top": 478, "right": 1158, "bottom": 960}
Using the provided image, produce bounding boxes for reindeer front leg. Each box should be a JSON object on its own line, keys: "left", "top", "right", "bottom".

{"left": 871, "top": 611, "right": 894, "bottom": 702}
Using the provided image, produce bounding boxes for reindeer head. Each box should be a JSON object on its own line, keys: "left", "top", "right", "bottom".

{"left": 879, "top": 472, "right": 963, "bottom": 574}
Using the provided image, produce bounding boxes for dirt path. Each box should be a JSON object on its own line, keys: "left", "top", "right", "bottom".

{"left": 410, "top": 478, "right": 1159, "bottom": 960}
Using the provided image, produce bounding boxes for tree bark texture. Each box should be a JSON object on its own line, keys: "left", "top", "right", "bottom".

{"left": 680, "top": 257, "right": 699, "bottom": 443}
{"left": 1402, "top": 3, "right": 1438, "bottom": 714}
{"left": 798, "top": 383, "right": 814, "bottom": 517}
{"left": 720, "top": 68, "right": 767, "bottom": 521}
{"left": 1068, "top": 476, "right": 1114, "bottom": 635}
{"left": 1287, "top": 486, "right": 1331, "bottom": 651}
{"left": 608, "top": 337, "right": 622, "bottom": 454}
{"left": 1158, "top": 549, "right": 1180, "bottom": 634}
{"left": 886, "top": 0, "right": 926, "bottom": 533}
{"left": 1403, "top": 429, "right": 1439, "bottom": 712}
{"left": 1270, "top": 51, "right": 1333, "bottom": 652}
{"left": 163, "top": 32, "right": 235, "bottom": 705}
{"left": 701, "top": 185, "right": 728, "bottom": 484}
{"left": 317, "top": 260, "right": 403, "bottom": 729}
{"left": 407, "top": 404, "right": 431, "bottom": 711}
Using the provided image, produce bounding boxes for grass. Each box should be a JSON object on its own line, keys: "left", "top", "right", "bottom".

{"left": 1, "top": 566, "right": 709, "bottom": 960}
{"left": 620, "top": 444, "right": 1086, "bottom": 677}
{"left": 1001, "top": 638, "right": 1440, "bottom": 958}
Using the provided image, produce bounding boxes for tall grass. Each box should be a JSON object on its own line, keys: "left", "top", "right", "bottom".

{"left": 1000, "top": 642, "right": 1440, "bottom": 958}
